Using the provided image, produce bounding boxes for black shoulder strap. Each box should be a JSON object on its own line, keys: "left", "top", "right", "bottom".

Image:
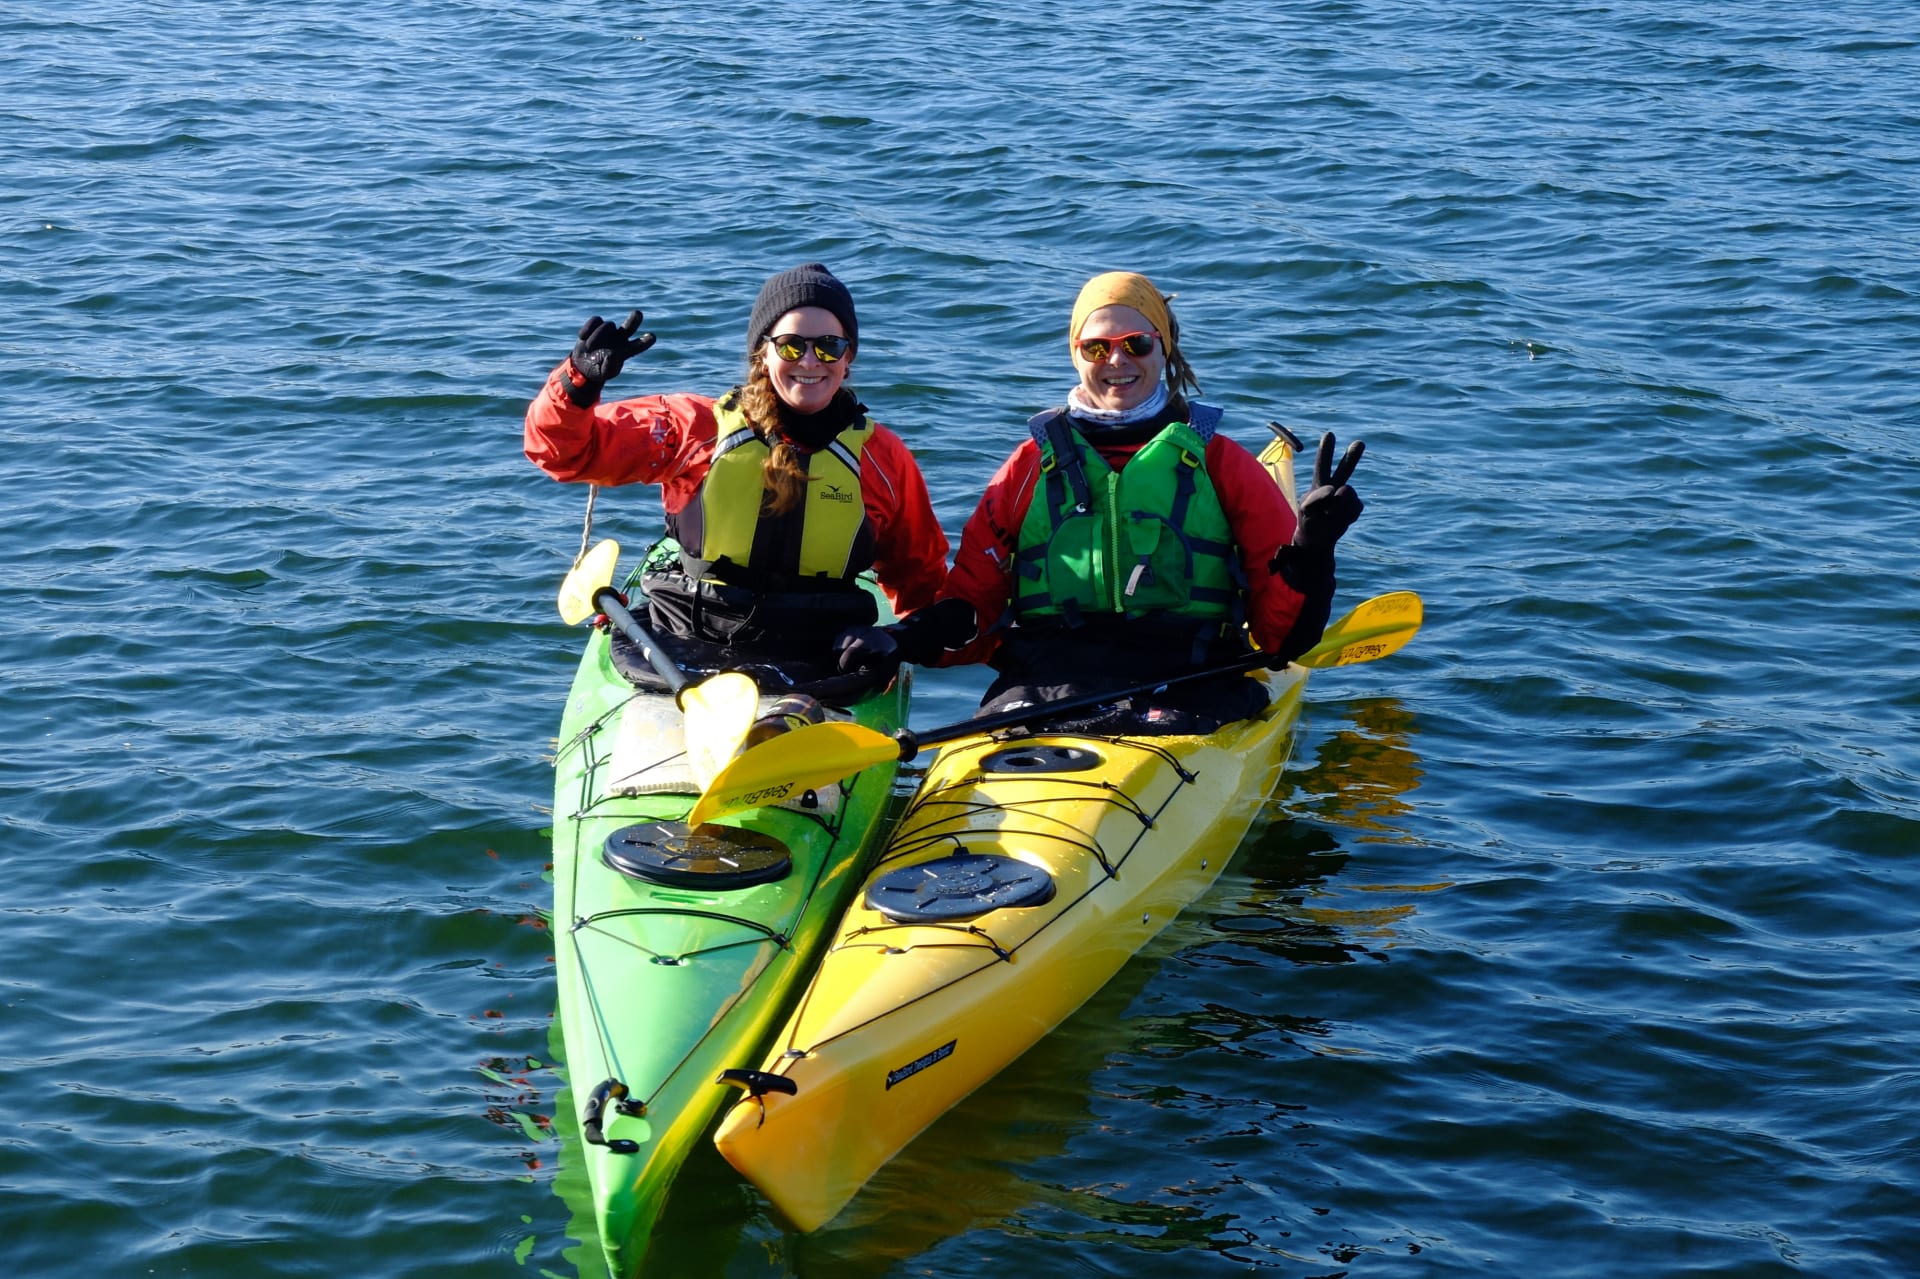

{"left": 1028, "top": 409, "right": 1091, "bottom": 514}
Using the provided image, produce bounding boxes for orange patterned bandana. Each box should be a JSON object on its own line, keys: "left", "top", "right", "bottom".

{"left": 1070, "top": 271, "right": 1174, "bottom": 343}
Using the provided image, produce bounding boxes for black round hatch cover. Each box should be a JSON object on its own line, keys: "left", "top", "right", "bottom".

{"left": 979, "top": 744, "right": 1104, "bottom": 774}
{"left": 865, "top": 853, "right": 1056, "bottom": 923}
{"left": 602, "top": 822, "right": 792, "bottom": 890}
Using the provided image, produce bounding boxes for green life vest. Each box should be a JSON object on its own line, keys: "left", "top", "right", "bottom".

{"left": 1012, "top": 405, "right": 1240, "bottom": 626}
{"left": 671, "top": 391, "right": 875, "bottom": 587}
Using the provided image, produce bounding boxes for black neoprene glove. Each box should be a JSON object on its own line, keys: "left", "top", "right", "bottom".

{"left": 562, "top": 310, "right": 657, "bottom": 407}
{"left": 831, "top": 599, "right": 977, "bottom": 675}
{"left": 1271, "top": 433, "right": 1364, "bottom": 579}
{"left": 832, "top": 626, "right": 901, "bottom": 676}
{"left": 887, "top": 598, "right": 977, "bottom": 666}
{"left": 1268, "top": 432, "right": 1365, "bottom": 667}
{"left": 1292, "top": 431, "right": 1365, "bottom": 556}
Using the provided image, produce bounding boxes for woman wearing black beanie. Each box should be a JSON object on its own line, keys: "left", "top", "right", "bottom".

{"left": 525, "top": 263, "right": 961, "bottom": 684}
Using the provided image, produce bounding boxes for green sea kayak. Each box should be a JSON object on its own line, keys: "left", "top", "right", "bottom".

{"left": 546, "top": 551, "right": 909, "bottom": 1275}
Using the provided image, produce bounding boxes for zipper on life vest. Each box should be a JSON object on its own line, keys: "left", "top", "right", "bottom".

{"left": 1105, "top": 470, "right": 1125, "bottom": 612}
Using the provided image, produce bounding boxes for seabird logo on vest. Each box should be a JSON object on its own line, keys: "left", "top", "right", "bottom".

{"left": 819, "top": 483, "right": 857, "bottom": 504}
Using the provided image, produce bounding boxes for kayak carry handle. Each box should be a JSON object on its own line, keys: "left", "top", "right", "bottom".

{"left": 1265, "top": 420, "right": 1304, "bottom": 451}
{"left": 716, "top": 1068, "right": 798, "bottom": 1130}
{"left": 582, "top": 1078, "right": 644, "bottom": 1155}
{"left": 716, "top": 1068, "right": 798, "bottom": 1099}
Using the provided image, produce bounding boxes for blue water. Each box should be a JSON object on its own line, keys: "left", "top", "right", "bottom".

{"left": 4, "top": 2, "right": 1917, "bottom": 1275}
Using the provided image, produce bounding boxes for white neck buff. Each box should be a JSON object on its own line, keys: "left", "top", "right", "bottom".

{"left": 1066, "top": 381, "right": 1169, "bottom": 426}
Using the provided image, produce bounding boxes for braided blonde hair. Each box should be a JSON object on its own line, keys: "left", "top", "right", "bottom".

{"left": 738, "top": 347, "right": 813, "bottom": 518}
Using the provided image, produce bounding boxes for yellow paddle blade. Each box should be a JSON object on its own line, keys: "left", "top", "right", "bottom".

{"left": 1297, "top": 590, "right": 1422, "bottom": 668}
{"left": 1255, "top": 433, "right": 1300, "bottom": 518}
{"left": 682, "top": 672, "right": 760, "bottom": 790}
{"left": 687, "top": 720, "right": 900, "bottom": 827}
{"left": 557, "top": 539, "right": 622, "bottom": 625}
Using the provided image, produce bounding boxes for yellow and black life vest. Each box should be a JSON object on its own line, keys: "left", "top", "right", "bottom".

{"left": 669, "top": 391, "right": 876, "bottom": 589}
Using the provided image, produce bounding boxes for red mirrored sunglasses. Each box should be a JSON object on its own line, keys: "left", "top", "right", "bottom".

{"left": 1073, "top": 331, "right": 1158, "bottom": 362}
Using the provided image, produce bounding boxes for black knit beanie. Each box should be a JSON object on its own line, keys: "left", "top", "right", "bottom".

{"left": 745, "top": 262, "right": 859, "bottom": 355}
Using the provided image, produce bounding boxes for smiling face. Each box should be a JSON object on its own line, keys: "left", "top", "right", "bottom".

{"left": 1071, "top": 303, "right": 1167, "bottom": 413}
{"left": 763, "top": 306, "right": 853, "bottom": 415}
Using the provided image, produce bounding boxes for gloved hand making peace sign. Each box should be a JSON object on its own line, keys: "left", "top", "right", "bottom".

{"left": 1265, "top": 431, "right": 1366, "bottom": 668}
{"left": 561, "top": 310, "right": 657, "bottom": 407}
{"left": 1270, "top": 431, "right": 1365, "bottom": 587}
{"left": 1293, "top": 431, "right": 1365, "bottom": 555}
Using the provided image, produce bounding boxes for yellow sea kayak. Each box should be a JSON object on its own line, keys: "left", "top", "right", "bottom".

{"left": 711, "top": 662, "right": 1308, "bottom": 1231}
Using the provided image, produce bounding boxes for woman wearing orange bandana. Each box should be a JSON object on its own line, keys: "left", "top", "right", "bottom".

{"left": 926, "top": 270, "right": 1366, "bottom": 733}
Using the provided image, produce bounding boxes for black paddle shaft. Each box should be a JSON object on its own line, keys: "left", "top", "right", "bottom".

{"left": 592, "top": 587, "right": 690, "bottom": 698}
{"left": 892, "top": 649, "right": 1277, "bottom": 761}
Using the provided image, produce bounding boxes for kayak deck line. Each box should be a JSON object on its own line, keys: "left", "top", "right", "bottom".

{"left": 563, "top": 864, "right": 846, "bottom": 1111}
{"left": 565, "top": 920, "right": 775, "bottom": 1124}
{"left": 567, "top": 908, "right": 793, "bottom": 949}
{"left": 842, "top": 919, "right": 1019, "bottom": 963}
{"left": 737, "top": 728, "right": 1213, "bottom": 1065}
{"left": 561, "top": 840, "right": 835, "bottom": 1110}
